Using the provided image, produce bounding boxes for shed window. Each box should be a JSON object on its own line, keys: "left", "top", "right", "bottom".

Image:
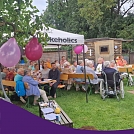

{"left": 99, "top": 45, "right": 109, "bottom": 54}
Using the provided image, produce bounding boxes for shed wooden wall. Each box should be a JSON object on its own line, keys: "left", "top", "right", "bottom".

{"left": 72, "top": 39, "right": 122, "bottom": 64}
{"left": 114, "top": 40, "right": 122, "bottom": 59}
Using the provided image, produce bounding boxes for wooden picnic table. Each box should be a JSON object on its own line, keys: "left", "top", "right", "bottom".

{"left": 38, "top": 100, "right": 73, "bottom": 128}
{"left": 38, "top": 79, "right": 56, "bottom": 84}
{"left": 117, "top": 65, "right": 134, "bottom": 73}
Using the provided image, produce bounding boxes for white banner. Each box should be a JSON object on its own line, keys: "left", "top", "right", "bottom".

{"left": 45, "top": 27, "right": 84, "bottom": 45}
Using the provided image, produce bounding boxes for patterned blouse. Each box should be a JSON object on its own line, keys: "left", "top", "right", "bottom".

{"left": 31, "top": 70, "right": 42, "bottom": 80}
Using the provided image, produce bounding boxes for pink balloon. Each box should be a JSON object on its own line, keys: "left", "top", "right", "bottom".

{"left": 74, "top": 45, "right": 83, "bottom": 54}
{"left": 0, "top": 38, "right": 21, "bottom": 67}
{"left": 25, "top": 37, "right": 43, "bottom": 61}
{"left": 82, "top": 45, "right": 88, "bottom": 53}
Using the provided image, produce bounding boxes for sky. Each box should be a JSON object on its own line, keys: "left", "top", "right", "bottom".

{"left": 32, "top": 0, "right": 133, "bottom": 15}
{"left": 32, "top": 0, "right": 47, "bottom": 14}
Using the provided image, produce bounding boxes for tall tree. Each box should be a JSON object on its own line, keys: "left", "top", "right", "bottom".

{"left": 78, "top": 0, "right": 134, "bottom": 37}
{"left": 117, "top": 13, "right": 134, "bottom": 50}
{"left": 42, "top": 0, "right": 98, "bottom": 38}
{"left": 0, "top": 0, "right": 47, "bottom": 46}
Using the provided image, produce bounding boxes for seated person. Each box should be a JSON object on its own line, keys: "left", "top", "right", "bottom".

{"left": 48, "top": 62, "right": 60, "bottom": 98}
{"left": 28, "top": 61, "right": 35, "bottom": 71}
{"left": 40, "top": 62, "right": 50, "bottom": 94}
{"left": 5, "top": 67, "right": 15, "bottom": 91}
{"left": 62, "top": 61, "right": 73, "bottom": 74}
{"left": 6, "top": 67, "right": 15, "bottom": 81}
{"left": 41, "top": 62, "right": 50, "bottom": 79}
{"left": 116, "top": 56, "right": 127, "bottom": 66}
{"left": 95, "top": 57, "right": 104, "bottom": 73}
{"left": 22, "top": 70, "right": 48, "bottom": 105}
{"left": 75, "top": 60, "right": 86, "bottom": 91}
{"left": 1, "top": 67, "right": 8, "bottom": 79}
{"left": 70, "top": 61, "right": 77, "bottom": 73}
{"left": 40, "top": 60, "right": 44, "bottom": 70}
{"left": 86, "top": 60, "right": 95, "bottom": 70}
{"left": 19, "top": 57, "right": 25, "bottom": 65}
{"left": 14, "top": 68, "right": 26, "bottom": 103}
{"left": 55, "top": 60, "right": 60, "bottom": 69}
{"left": 62, "top": 61, "right": 73, "bottom": 90}
{"left": 0, "top": 67, "right": 8, "bottom": 90}
{"left": 86, "top": 60, "right": 102, "bottom": 93}
{"left": 60, "top": 56, "right": 67, "bottom": 68}
{"left": 103, "top": 61, "right": 121, "bottom": 89}
{"left": 46, "top": 58, "right": 52, "bottom": 69}
{"left": 110, "top": 60, "right": 117, "bottom": 70}
{"left": 31, "top": 64, "right": 42, "bottom": 80}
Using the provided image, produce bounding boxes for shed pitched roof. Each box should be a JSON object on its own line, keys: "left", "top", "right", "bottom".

{"left": 85, "top": 38, "right": 133, "bottom": 42}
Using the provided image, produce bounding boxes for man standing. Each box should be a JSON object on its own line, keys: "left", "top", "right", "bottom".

{"left": 60, "top": 56, "right": 67, "bottom": 68}
{"left": 48, "top": 62, "right": 60, "bottom": 98}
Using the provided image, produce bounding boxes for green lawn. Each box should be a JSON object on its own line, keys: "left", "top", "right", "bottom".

{"left": 1, "top": 81, "right": 134, "bottom": 130}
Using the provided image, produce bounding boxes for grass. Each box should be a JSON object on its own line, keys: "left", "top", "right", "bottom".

{"left": 1, "top": 79, "right": 134, "bottom": 130}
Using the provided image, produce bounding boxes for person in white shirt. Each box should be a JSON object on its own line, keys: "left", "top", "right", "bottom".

{"left": 70, "top": 61, "right": 77, "bottom": 73}
{"left": 95, "top": 57, "right": 104, "bottom": 73}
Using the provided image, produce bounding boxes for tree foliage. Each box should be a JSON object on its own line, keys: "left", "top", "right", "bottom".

{"left": 78, "top": 0, "right": 134, "bottom": 37}
{"left": 42, "top": 0, "right": 134, "bottom": 50}
{"left": 42, "top": 0, "right": 98, "bottom": 38}
{"left": 0, "top": 0, "right": 47, "bottom": 46}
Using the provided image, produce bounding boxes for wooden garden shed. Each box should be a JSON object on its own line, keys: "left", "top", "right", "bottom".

{"left": 72, "top": 38, "right": 133, "bottom": 64}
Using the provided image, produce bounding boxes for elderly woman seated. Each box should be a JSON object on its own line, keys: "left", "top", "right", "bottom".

{"left": 14, "top": 68, "right": 26, "bottom": 103}
{"left": 70, "top": 61, "right": 77, "bottom": 73}
{"left": 22, "top": 70, "right": 48, "bottom": 105}
{"left": 85, "top": 60, "right": 102, "bottom": 94}
{"left": 110, "top": 60, "right": 117, "bottom": 70}
{"left": 62, "top": 61, "right": 73, "bottom": 74}
{"left": 62, "top": 61, "right": 73, "bottom": 90}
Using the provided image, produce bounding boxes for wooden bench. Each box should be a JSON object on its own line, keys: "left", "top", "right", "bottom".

{"left": 2, "top": 80, "right": 16, "bottom": 87}
{"left": 57, "top": 74, "right": 69, "bottom": 97}
{"left": 68, "top": 73, "right": 94, "bottom": 91}
{"left": 2, "top": 80, "right": 16, "bottom": 96}
{"left": 118, "top": 67, "right": 134, "bottom": 86}
{"left": 68, "top": 73, "right": 94, "bottom": 80}
{"left": 38, "top": 100, "right": 73, "bottom": 128}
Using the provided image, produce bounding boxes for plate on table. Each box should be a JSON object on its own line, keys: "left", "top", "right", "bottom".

{"left": 95, "top": 71, "right": 101, "bottom": 74}
{"left": 44, "top": 113, "right": 56, "bottom": 121}
{"left": 41, "top": 107, "right": 54, "bottom": 114}
{"left": 40, "top": 103, "right": 48, "bottom": 107}
{"left": 44, "top": 79, "right": 52, "bottom": 81}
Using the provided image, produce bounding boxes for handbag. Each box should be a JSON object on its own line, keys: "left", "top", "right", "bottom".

{"left": 24, "top": 82, "right": 29, "bottom": 89}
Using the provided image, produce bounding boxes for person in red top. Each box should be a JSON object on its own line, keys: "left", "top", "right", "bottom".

{"left": 6, "top": 68, "right": 15, "bottom": 81}
{"left": 6, "top": 67, "right": 15, "bottom": 91}
{"left": 116, "top": 56, "right": 127, "bottom": 66}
